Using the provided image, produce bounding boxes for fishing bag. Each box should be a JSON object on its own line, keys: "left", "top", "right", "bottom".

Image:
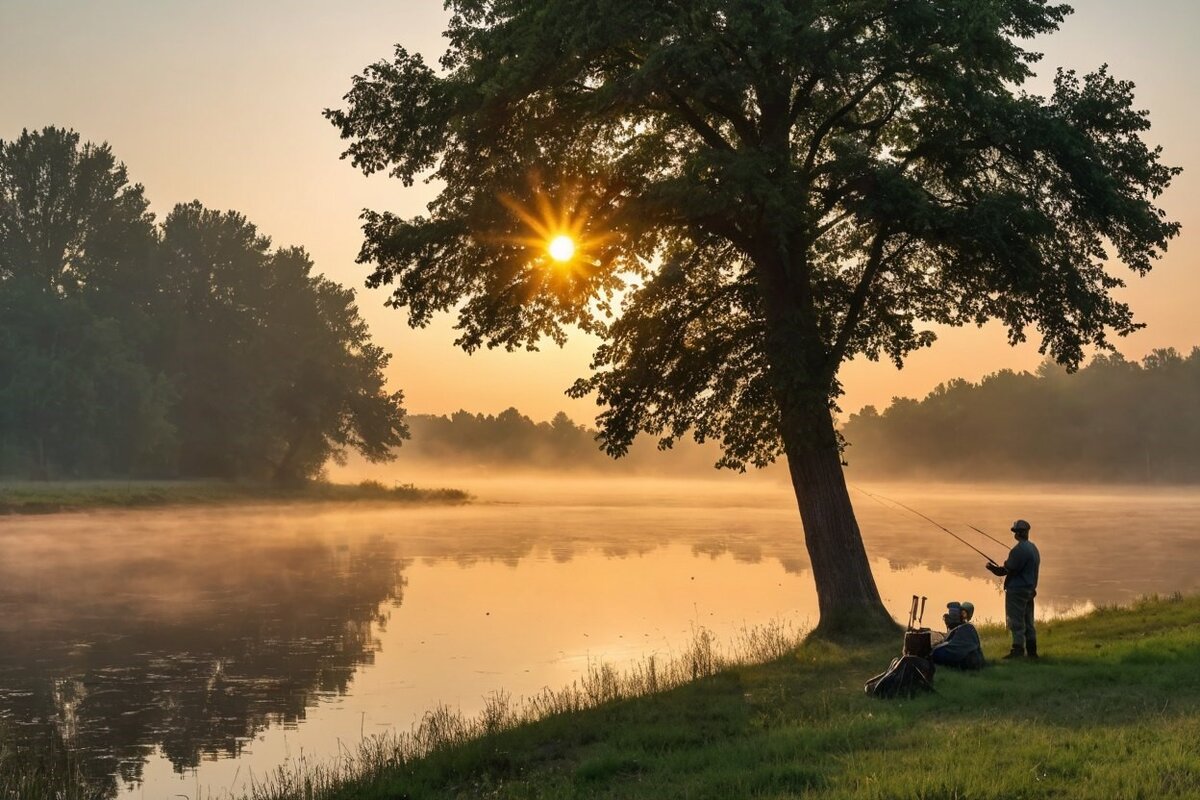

{"left": 903, "top": 628, "right": 945, "bottom": 658}
{"left": 864, "top": 655, "right": 935, "bottom": 699}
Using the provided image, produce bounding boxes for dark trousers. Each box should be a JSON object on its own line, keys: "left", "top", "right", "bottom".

{"left": 1005, "top": 588, "right": 1037, "bottom": 647}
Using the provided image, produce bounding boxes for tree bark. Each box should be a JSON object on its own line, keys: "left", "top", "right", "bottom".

{"left": 273, "top": 432, "right": 307, "bottom": 486}
{"left": 754, "top": 245, "right": 896, "bottom": 639}
{"left": 779, "top": 398, "right": 895, "bottom": 638}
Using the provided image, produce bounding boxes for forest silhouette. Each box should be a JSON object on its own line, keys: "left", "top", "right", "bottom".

{"left": 0, "top": 128, "right": 407, "bottom": 482}
{"left": 842, "top": 348, "right": 1200, "bottom": 482}
{"left": 398, "top": 409, "right": 723, "bottom": 474}
{"left": 391, "top": 347, "right": 1200, "bottom": 483}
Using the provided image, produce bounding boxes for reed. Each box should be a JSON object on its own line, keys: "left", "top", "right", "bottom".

{"left": 0, "top": 726, "right": 106, "bottom": 800}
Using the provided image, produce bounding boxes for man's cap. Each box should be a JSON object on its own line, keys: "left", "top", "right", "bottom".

{"left": 1011, "top": 519, "right": 1031, "bottom": 533}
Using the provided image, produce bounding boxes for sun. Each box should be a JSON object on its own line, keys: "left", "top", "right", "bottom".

{"left": 548, "top": 234, "right": 576, "bottom": 263}
{"left": 497, "top": 178, "right": 614, "bottom": 274}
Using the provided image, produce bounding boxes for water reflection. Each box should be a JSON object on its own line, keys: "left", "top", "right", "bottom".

{"left": 0, "top": 480, "right": 1197, "bottom": 798}
{"left": 0, "top": 521, "right": 407, "bottom": 795}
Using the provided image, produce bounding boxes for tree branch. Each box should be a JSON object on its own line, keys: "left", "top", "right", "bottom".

{"left": 788, "top": 73, "right": 823, "bottom": 126}
{"left": 802, "top": 72, "right": 891, "bottom": 174}
{"left": 826, "top": 228, "right": 890, "bottom": 375}
{"left": 695, "top": 94, "right": 758, "bottom": 145}
{"left": 659, "top": 89, "right": 735, "bottom": 152}
{"left": 814, "top": 208, "right": 855, "bottom": 239}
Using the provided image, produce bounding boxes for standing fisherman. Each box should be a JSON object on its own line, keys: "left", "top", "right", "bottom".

{"left": 986, "top": 520, "right": 1041, "bottom": 659}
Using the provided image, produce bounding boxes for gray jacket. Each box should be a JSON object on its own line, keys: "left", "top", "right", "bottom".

{"left": 1003, "top": 539, "right": 1040, "bottom": 591}
{"left": 931, "top": 622, "right": 984, "bottom": 669}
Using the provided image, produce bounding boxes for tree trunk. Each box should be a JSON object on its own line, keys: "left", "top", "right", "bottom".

{"left": 33, "top": 432, "right": 50, "bottom": 481}
{"left": 273, "top": 434, "right": 306, "bottom": 486}
{"left": 779, "top": 398, "right": 896, "bottom": 639}
{"left": 753, "top": 245, "right": 895, "bottom": 640}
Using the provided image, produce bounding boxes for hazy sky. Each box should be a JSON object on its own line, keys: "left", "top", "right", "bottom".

{"left": 2, "top": 1, "right": 1196, "bottom": 423}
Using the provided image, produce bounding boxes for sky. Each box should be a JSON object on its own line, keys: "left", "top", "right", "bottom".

{"left": 1, "top": 0, "right": 1196, "bottom": 424}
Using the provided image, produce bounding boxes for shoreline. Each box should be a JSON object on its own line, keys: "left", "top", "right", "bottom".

{"left": 0, "top": 479, "right": 470, "bottom": 516}
{"left": 4, "top": 586, "right": 1199, "bottom": 797}
{"left": 237, "top": 592, "right": 1200, "bottom": 799}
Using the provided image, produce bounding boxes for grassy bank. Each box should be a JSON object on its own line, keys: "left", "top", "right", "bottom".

{"left": 247, "top": 594, "right": 1200, "bottom": 800}
{"left": 0, "top": 479, "right": 469, "bottom": 515}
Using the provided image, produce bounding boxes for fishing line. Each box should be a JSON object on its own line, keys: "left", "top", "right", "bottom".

{"left": 851, "top": 485, "right": 1002, "bottom": 565}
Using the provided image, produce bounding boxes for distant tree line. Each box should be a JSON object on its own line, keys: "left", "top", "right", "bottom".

{"left": 0, "top": 127, "right": 407, "bottom": 482}
{"left": 842, "top": 349, "right": 1200, "bottom": 482}
{"left": 401, "top": 408, "right": 725, "bottom": 474}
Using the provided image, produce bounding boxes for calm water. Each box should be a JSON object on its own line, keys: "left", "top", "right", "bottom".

{"left": 1, "top": 477, "right": 1198, "bottom": 798}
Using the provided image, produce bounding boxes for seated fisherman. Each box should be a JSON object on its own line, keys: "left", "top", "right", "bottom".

{"left": 930, "top": 601, "right": 985, "bottom": 669}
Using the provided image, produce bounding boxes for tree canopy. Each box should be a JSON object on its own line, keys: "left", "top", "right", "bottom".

{"left": 158, "top": 202, "right": 408, "bottom": 482}
{"left": 331, "top": 0, "right": 1178, "bottom": 629}
{"left": 329, "top": 0, "right": 1177, "bottom": 467}
{"left": 0, "top": 127, "right": 408, "bottom": 481}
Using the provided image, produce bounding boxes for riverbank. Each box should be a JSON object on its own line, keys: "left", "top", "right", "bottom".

{"left": 252, "top": 593, "right": 1200, "bottom": 800}
{"left": 0, "top": 479, "right": 469, "bottom": 515}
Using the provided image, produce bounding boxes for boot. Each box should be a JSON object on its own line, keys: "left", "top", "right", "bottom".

{"left": 1003, "top": 644, "right": 1024, "bottom": 659}
{"left": 1026, "top": 640, "right": 1038, "bottom": 659}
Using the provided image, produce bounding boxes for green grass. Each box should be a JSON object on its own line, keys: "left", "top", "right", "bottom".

{"left": 0, "top": 479, "right": 469, "bottom": 515}
{"left": 0, "top": 729, "right": 102, "bottom": 800}
{"left": 245, "top": 594, "right": 1200, "bottom": 800}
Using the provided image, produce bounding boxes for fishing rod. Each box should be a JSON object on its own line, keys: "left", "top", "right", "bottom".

{"left": 905, "top": 594, "right": 928, "bottom": 630}
{"left": 852, "top": 486, "right": 1002, "bottom": 565}
{"left": 966, "top": 523, "right": 1009, "bottom": 549}
{"left": 864, "top": 485, "right": 1008, "bottom": 551}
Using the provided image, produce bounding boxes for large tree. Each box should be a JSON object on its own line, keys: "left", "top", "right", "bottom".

{"left": 0, "top": 127, "right": 158, "bottom": 296}
{"left": 0, "top": 128, "right": 409, "bottom": 481}
{"left": 328, "top": 1, "right": 1179, "bottom": 634}
{"left": 0, "top": 127, "right": 173, "bottom": 477}
{"left": 158, "top": 202, "right": 409, "bottom": 482}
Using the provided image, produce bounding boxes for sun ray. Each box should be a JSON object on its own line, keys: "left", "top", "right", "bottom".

{"left": 496, "top": 175, "right": 616, "bottom": 278}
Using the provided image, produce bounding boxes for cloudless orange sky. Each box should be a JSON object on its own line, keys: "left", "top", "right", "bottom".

{"left": 1, "top": 1, "right": 1195, "bottom": 425}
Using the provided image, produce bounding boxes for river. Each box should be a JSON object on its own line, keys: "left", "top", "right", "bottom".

{"left": 0, "top": 477, "right": 1197, "bottom": 798}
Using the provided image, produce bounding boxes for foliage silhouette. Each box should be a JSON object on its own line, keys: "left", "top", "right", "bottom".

{"left": 328, "top": 0, "right": 1179, "bottom": 632}
{"left": 844, "top": 348, "right": 1200, "bottom": 482}
{"left": 400, "top": 408, "right": 724, "bottom": 473}
{"left": 158, "top": 202, "right": 409, "bottom": 482}
{"left": 0, "top": 127, "right": 408, "bottom": 482}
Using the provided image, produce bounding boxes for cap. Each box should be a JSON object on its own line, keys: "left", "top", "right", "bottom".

{"left": 960, "top": 601, "right": 975, "bottom": 620}
{"left": 1011, "top": 519, "right": 1031, "bottom": 534}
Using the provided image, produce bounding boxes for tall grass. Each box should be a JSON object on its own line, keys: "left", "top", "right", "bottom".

{"left": 15, "top": 595, "right": 1200, "bottom": 799}
{"left": 232, "top": 595, "right": 1200, "bottom": 800}
{"left": 0, "top": 726, "right": 105, "bottom": 800}
{"left": 236, "top": 619, "right": 806, "bottom": 800}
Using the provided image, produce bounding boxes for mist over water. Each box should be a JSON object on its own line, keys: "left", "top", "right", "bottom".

{"left": 1, "top": 475, "right": 1198, "bottom": 798}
